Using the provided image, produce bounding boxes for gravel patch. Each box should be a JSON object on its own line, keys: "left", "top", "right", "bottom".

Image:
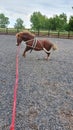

{"left": 0, "top": 35, "right": 73, "bottom": 130}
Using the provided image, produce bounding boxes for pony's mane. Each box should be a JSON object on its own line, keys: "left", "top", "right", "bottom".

{"left": 16, "top": 30, "right": 35, "bottom": 37}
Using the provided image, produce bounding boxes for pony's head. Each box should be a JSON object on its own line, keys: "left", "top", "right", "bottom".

{"left": 16, "top": 31, "right": 35, "bottom": 46}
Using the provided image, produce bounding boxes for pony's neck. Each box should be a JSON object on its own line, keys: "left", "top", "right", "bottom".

{"left": 29, "top": 35, "right": 35, "bottom": 40}
{"left": 25, "top": 36, "right": 34, "bottom": 43}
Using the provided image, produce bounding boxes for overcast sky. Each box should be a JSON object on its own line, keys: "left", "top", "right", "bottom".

{"left": 0, "top": 0, "right": 73, "bottom": 28}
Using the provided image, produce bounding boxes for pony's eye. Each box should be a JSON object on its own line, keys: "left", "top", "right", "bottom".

{"left": 16, "top": 33, "right": 20, "bottom": 38}
{"left": 18, "top": 35, "right": 19, "bottom": 37}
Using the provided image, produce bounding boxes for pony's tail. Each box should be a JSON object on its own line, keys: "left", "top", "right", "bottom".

{"left": 52, "top": 44, "right": 58, "bottom": 51}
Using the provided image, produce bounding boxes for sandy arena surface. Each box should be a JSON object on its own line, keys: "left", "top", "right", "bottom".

{"left": 0, "top": 35, "right": 73, "bottom": 130}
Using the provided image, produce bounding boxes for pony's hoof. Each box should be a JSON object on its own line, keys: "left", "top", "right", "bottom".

{"left": 22, "top": 54, "right": 26, "bottom": 58}
{"left": 44, "top": 57, "right": 48, "bottom": 60}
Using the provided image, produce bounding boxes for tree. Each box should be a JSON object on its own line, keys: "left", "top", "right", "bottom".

{"left": 47, "top": 13, "right": 67, "bottom": 31}
{"left": 30, "top": 12, "right": 46, "bottom": 33}
{"left": 49, "top": 16, "right": 57, "bottom": 30}
{"left": 59, "top": 13, "right": 67, "bottom": 30}
{"left": 0, "top": 13, "right": 10, "bottom": 28}
{"left": 30, "top": 12, "right": 68, "bottom": 32}
{"left": 14, "top": 18, "right": 25, "bottom": 30}
{"left": 42, "top": 16, "right": 49, "bottom": 30}
{"left": 68, "top": 16, "right": 73, "bottom": 31}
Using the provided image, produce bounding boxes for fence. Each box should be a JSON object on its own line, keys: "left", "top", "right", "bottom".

{"left": 0, "top": 28, "right": 73, "bottom": 39}
{"left": 34, "top": 30, "right": 73, "bottom": 39}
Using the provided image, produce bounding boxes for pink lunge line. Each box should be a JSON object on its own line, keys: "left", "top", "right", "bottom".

{"left": 10, "top": 46, "right": 20, "bottom": 130}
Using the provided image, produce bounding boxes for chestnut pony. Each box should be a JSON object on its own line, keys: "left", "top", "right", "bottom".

{"left": 16, "top": 31, "right": 58, "bottom": 60}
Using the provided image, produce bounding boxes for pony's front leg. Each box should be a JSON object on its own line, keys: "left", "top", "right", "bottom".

{"left": 22, "top": 46, "right": 31, "bottom": 58}
{"left": 23, "top": 50, "right": 26, "bottom": 57}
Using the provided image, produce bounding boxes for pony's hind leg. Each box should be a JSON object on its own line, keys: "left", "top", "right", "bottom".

{"left": 45, "top": 53, "right": 50, "bottom": 60}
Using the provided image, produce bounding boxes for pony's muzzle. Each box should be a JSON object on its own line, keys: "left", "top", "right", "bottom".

{"left": 16, "top": 43, "right": 18, "bottom": 46}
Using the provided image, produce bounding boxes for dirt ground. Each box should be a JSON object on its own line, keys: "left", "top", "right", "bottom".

{"left": 0, "top": 35, "right": 73, "bottom": 130}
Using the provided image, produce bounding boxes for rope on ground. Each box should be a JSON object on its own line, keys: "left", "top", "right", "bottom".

{"left": 10, "top": 45, "right": 20, "bottom": 130}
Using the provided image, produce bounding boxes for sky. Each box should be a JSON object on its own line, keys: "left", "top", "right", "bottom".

{"left": 0, "top": 0, "right": 73, "bottom": 28}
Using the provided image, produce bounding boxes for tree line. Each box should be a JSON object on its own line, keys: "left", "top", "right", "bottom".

{"left": 0, "top": 12, "right": 73, "bottom": 32}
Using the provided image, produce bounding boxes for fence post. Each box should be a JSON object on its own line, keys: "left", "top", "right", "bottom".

{"left": 58, "top": 31, "right": 60, "bottom": 38}
{"left": 6, "top": 28, "right": 8, "bottom": 34}
{"left": 48, "top": 30, "right": 50, "bottom": 37}
{"left": 68, "top": 31, "right": 70, "bottom": 39}
{"left": 38, "top": 29, "right": 39, "bottom": 36}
